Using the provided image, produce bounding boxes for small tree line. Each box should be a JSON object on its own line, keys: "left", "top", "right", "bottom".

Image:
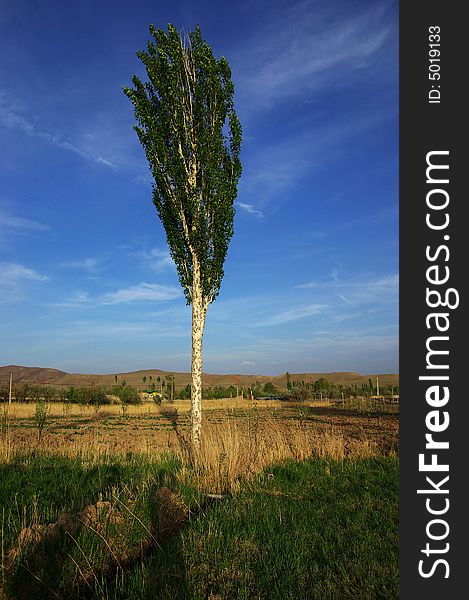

{"left": 1, "top": 378, "right": 399, "bottom": 406}
{"left": 284, "top": 376, "right": 398, "bottom": 400}
{"left": 0, "top": 384, "right": 143, "bottom": 406}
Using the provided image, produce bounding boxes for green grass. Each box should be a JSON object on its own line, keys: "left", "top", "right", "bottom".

{"left": 0, "top": 452, "right": 209, "bottom": 598}
{"left": 1, "top": 454, "right": 398, "bottom": 599}
{"left": 103, "top": 457, "right": 399, "bottom": 599}
{"left": 0, "top": 453, "right": 183, "bottom": 547}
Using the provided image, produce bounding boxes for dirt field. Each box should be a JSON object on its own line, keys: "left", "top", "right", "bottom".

{"left": 2, "top": 399, "right": 399, "bottom": 460}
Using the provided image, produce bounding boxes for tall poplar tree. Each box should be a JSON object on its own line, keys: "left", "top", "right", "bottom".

{"left": 124, "top": 24, "right": 242, "bottom": 453}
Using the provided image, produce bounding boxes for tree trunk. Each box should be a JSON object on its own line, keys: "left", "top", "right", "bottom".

{"left": 191, "top": 258, "right": 206, "bottom": 457}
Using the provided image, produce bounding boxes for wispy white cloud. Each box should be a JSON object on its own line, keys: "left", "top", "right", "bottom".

{"left": 347, "top": 274, "right": 399, "bottom": 305}
{"left": 0, "top": 262, "right": 48, "bottom": 303}
{"left": 338, "top": 294, "right": 356, "bottom": 307}
{"left": 306, "top": 207, "right": 399, "bottom": 241}
{"left": 255, "top": 329, "right": 398, "bottom": 368}
{"left": 52, "top": 291, "right": 92, "bottom": 310}
{"left": 59, "top": 257, "right": 105, "bottom": 273}
{"left": 331, "top": 263, "right": 343, "bottom": 282}
{"left": 101, "top": 282, "right": 181, "bottom": 305}
{"left": 238, "top": 110, "right": 388, "bottom": 210}
{"left": 75, "top": 114, "right": 141, "bottom": 170}
{"left": 202, "top": 323, "right": 397, "bottom": 373}
{"left": 0, "top": 91, "right": 117, "bottom": 168}
{"left": 296, "top": 272, "right": 393, "bottom": 290}
{"left": 95, "top": 156, "right": 117, "bottom": 169}
{"left": 135, "top": 173, "right": 153, "bottom": 186}
{"left": 253, "top": 303, "right": 327, "bottom": 327}
{"left": 51, "top": 281, "right": 182, "bottom": 311}
{"left": 21, "top": 318, "right": 189, "bottom": 342}
{"left": 296, "top": 273, "right": 398, "bottom": 310}
{"left": 249, "top": 318, "right": 397, "bottom": 363}
{"left": 239, "top": 140, "right": 313, "bottom": 207}
{"left": 0, "top": 210, "right": 50, "bottom": 247}
{"left": 0, "top": 93, "right": 34, "bottom": 133}
{"left": 2, "top": 262, "right": 48, "bottom": 284}
{"left": 236, "top": 202, "right": 264, "bottom": 218}
{"left": 230, "top": 2, "right": 395, "bottom": 215}
{"left": 0, "top": 213, "right": 49, "bottom": 232}
{"left": 234, "top": 1, "right": 391, "bottom": 113}
{"left": 134, "top": 247, "right": 175, "bottom": 272}
{"left": 295, "top": 273, "right": 371, "bottom": 290}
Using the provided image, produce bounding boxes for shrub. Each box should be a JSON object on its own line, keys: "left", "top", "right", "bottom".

{"left": 34, "top": 398, "right": 50, "bottom": 442}
{"left": 112, "top": 385, "right": 141, "bottom": 405}
{"left": 64, "top": 387, "right": 85, "bottom": 404}
{"left": 263, "top": 381, "right": 278, "bottom": 395}
{"left": 40, "top": 386, "right": 60, "bottom": 403}
{"left": 288, "top": 388, "right": 311, "bottom": 402}
{"left": 86, "top": 387, "right": 110, "bottom": 407}
{"left": 0, "top": 385, "right": 9, "bottom": 403}
{"left": 13, "top": 383, "right": 33, "bottom": 403}
{"left": 64, "top": 386, "right": 110, "bottom": 406}
{"left": 177, "top": 384, "right": 192, "bottom": 400}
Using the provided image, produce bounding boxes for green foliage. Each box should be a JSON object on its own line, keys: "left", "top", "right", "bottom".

{"left": 0, "top": 384, "right": 9, "bottom": 403}
{"left": 34, "top": 398, "right": 49, "bottom": 442}
{"left": 12, "top": 383, "right": 33, "bottom": 403}
{"left": 64, "top": 386, "right": 84, "bottom": 404}
{"left": 165, "top": 373, "right": 176, "bottom": 402}
{"left": 262, "top": 381, "right": 278, "bottom": 395}
{"left": 124, "top": 23, "right": 242, "bottom": 305}
{"left": 8, "top": 384, "right": 63, "bottom": 403}
{"left": 251, "top": 381, "right": 264, "bottom": 399}
{"left": 175, "top": 384, "right": 242, "bottom": 400}
{"left": 288, "top": 387, "right": 311, "bottom": 402}
{"left": 39, "top": 386, "right": 59, "bottom": 403}
{"left": 286, "top": 378, "right": 399, "bottom": 400}
{"left": 112, "top": 385, "right": 141, "bottom": 405}
{"left": 64, "top": 386, "right": 110, "bottom": 406}
{"left": 177, "top": 383, "right": 192, "bottom": 400}
{"left": 204, "top": 385, "right": 236, "bottom": 399}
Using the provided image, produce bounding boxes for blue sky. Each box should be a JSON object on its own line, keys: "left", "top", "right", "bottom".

{"left": 0, "top": 0, "right": 398, "bottom": 376}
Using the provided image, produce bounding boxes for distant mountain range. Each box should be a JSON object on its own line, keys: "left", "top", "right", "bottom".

{"left": 0, "top": 365, "right": 399, "bottom": 389}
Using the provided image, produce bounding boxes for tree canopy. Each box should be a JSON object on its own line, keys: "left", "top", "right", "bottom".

{"left": 123, "top": 24, "right": 242, "bottom": 306}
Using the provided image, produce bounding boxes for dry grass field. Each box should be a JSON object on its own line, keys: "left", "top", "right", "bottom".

{"left": 0, "top": 398, "right": 399, "bottom": 598}
{"left": 1, "top": 399, "right": 398, "bottom": 493}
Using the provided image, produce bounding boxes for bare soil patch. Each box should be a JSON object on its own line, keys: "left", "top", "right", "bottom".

{"left": 5, "top": 401, "right": 398, "bottom": 458}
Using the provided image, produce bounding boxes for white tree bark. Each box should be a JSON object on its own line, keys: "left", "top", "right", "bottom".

{"left": 191, "top": 257, "right": 207, "bottom": 457}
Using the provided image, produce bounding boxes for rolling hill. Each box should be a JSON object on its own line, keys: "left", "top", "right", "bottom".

{"left": 0, "top": 365, "right": 399, "bottom": 389}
